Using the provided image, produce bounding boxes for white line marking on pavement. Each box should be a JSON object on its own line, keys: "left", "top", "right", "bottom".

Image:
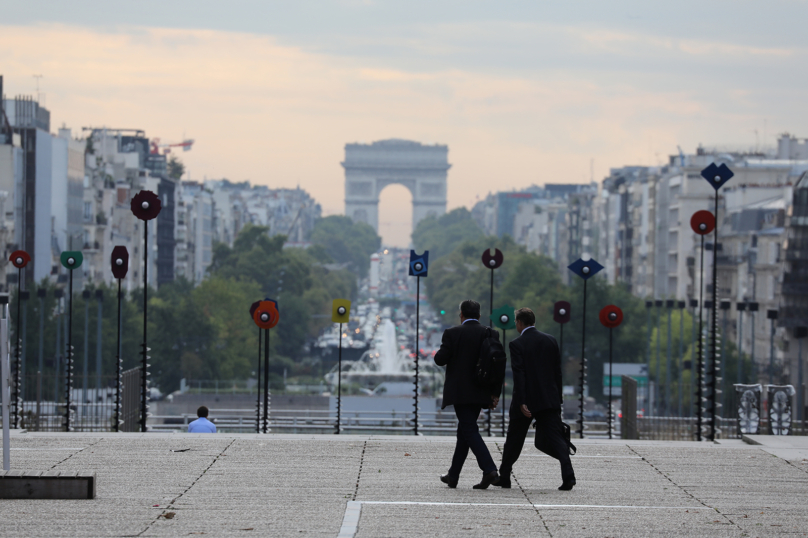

{"left": 338, "top": 501, "right": 362, "bottom": 538}
{"left": 11, "top": 446, "right": 87, "bottom": 452}
{"left": 337, "top": 500, "right": 710, "bottom": 537}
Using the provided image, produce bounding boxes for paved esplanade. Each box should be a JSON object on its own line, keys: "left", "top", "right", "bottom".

{"left": 2, "top": 433, "right": 807, "bottom": 537}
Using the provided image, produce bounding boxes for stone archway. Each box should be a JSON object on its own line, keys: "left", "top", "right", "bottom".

{"left": 342, "top": 139, "right": 450, "bottom": 234}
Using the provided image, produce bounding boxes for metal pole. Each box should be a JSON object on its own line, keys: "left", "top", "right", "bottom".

{"left": 646, "top": 302, "right": 652, "bottom": 415}
{"left": 115, "top": 280, "right": 122, "bottom": 432}
{"left": 256, "top": 327, "right": 261, "bottom": 434}
{"left": 12, "top": 266, "right": 22, "bottom": 428}
{"left": 737, "top": 308, "right": 744, "bottom": 385}
{"left": 666, "top": 302, "right": 672, "bottom": 416}
{"left": 83, "top": 292, "right": 89, "bottom": 417}
{"left": 798, "top": 337, "right": 803, "bottom": 425}
{"left": 769, "top": 318, "right": 775, "bottom": 386}
{"left": 708, "top": 192, "right": 719, "bottom": 441}
{"left": 691, "top": 301, "right": 696, "bottom": 417}
{"left": 2, "top": 304, "right": 10, "bottom": 470}
{"left": 608, "top": 326, "right": 613, "bottom": 439}
{"left": 501, "top": 328, "right": 506, "bottom": 437}
{"left": 751, "top": 309, "right": 756, "bottom": 380}
{"left": 55, "top": 301, "right": 61, "bottom": 415}
{"left": 140, "top": 220, "right": 149, "bottom": 432}
{"left": 655, "top": 301, "right": 661, "bottom": 416}
{"left": 697, "top": 234, "right": 705, "bottom": 441}
{"left": 65, "top": 271, "right": 74, "bottom": 432}
{"left": 721, "top": 305, "right": 728, "bottom": 417}
{"left": 487, "top": 269, "right": 493, "bottom": 436}
{"left": 578, "top": 279, "right": 587, "bottom": 439}
{"left": 96, "top": 290, "right": 102, "bottom": 403}
{"left": 679, "top": 302, "right": 684, "bottom": 417}
{"left": 38, "top": 290, "right": 44, "bottom": 426}
{"left": 263, "top": 328, "right": 269, "bottom": 434}
{"left": 20, "top": 297, "right": 27, "bottom": 425}
{"left": 337, "top": 322, "right": 342, "bottom": 434}
{"left": 414, "top": 276, "right": 420, "bottom": 436}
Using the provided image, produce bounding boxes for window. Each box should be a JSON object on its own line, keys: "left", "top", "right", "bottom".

{"left": 84, "top": 202, "right": 92, "bottom": 221}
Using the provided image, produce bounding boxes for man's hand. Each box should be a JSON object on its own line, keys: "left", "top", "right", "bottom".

{"left": 490, "top": 396, "right": 500, "bottom": 409}
{"left": 520, "top": 404, "right": 532, "bottom": 418}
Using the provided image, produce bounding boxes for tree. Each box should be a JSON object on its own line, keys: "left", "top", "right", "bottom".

{"left": 310, "top": 216, "right": 381, "bottom": 278}
{"left": 167, "top": 155, "right": 185, "bottom": 180}
{"left": 412, "top": 207, "right": 485, "bottom": 261}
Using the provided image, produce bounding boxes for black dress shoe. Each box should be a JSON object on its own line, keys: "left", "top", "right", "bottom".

{"left": 472, "top": 471, "right": 499, "bottom": 490}
{"left": 494, "top": 479, "right": 511, "bottom": 489}
{"left": 558, "top": 478, "right": 576, "bottom": 491}
{"left": 440, "top": 474, "right": 458, "bottom": 488}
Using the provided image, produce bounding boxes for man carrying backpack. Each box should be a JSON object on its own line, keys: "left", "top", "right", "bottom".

{"left": 435, "top": 299, "right": 504, "bottom": 490}
{"left": 496, "top": 307, "right": 576, "bottom": 491}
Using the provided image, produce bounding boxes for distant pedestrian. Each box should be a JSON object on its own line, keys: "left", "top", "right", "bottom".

{"left": 188, "top": 406, "right": 217, "bottom": 433}
{"left": 435, "top": 299, "right": 502, "bottom": 489}
{"left": 496, "top": 307, "right": 575, "bottom": 491}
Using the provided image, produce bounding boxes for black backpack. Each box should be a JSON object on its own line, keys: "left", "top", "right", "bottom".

{"left": 475, "top": 327, "right": 507, "bottom": 390}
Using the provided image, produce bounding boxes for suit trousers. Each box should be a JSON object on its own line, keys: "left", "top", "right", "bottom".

{"left": 447, "top": 404, "right": 497, "bottom": 479}
{"left": 500, "top": 402, "right": 574, "bottom": 482}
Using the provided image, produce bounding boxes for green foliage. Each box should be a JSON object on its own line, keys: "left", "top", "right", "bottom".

{"left": 421, "top": 226, "right": 654, "bottom": 403}
{"left": 167, "top": 155, "right": 185, "bottom": 180}
{"left": 310, "top": 216, "right": 381, "bottom": 278}
{"left": 412, "top": 207, "right": 485, "bottom": 260}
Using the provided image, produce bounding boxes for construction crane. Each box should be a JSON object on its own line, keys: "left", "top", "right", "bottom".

{"left": 149, "top": 137, "right": 195, "bottom": 155}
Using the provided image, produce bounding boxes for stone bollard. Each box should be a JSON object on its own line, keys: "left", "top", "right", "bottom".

{"left": 621, "top": 375, "right": 638, "bottom": 440}
{"left": 767, "top": 385, "right": 796, "bottom": 435}
{"left": 734, "top": 384, "right": 762, "bottom": 436}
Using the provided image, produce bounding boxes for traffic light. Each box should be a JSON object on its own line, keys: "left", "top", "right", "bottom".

{"left": 440, "top": 310, "right": 446, "bottom": 315}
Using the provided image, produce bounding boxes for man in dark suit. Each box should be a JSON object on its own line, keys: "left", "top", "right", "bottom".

{"left": 434, "top": 299, "right": 501, "bottom": 489}
{"left": 496, "top": 307, "right": 575, "bottom": 491}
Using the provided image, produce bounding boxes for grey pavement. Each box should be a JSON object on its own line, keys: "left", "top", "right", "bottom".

{"left": 0, "top": 431, "right": 807, "bottom": 537}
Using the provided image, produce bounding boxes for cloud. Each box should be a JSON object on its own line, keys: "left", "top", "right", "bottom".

{"left": 0, "top": 22, "right": 805, "bottom": 248}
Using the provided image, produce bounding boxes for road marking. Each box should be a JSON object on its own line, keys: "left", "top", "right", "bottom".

{"left": 337, "top": 500, "right": 710, "bottom": 537}
{"left": 11, "top": 448, "right": 85, "bottom": 451}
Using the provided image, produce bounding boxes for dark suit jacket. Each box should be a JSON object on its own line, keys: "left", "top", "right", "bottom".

{"left": 510, "top": 327, "right": 562, "bottom": 412}
{"left": 434, "top": 320, "right": 500, "bottom": 409}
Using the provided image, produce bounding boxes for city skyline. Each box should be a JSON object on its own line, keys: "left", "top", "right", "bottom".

{"left": 2, "top": 2, "right": 808, "bottom": 246}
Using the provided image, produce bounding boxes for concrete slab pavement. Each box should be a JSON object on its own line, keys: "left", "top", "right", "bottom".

{"left": 0, "top": 433, "right": 805, "bottom": 536}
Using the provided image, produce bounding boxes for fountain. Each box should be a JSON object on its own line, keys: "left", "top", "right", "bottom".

{"left": 324, "top": 318, "right": 443, "bottom": 394}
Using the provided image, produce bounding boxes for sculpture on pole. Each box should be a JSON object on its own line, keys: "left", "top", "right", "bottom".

{"left": 567, "top": 257, "right": 604, "bottom": 439}
{"left": 332, "top": 299, "right": 351, "bottom": 434}
{"left": 491, "top": 304, "right": 515, "bottom": 436}
{"left": 690, "top": 209, "right": 715, "bottom": 440}
{"left": 253, "top": 299, "right": 279, "bottom": 433}
{"left": 700, "top": 162, "right": 734, "bottom": 441}
{"left": 110, "top": 246, "right": 128, "bottom": 432}
{"left": 60, "top": 251, "right": 83, "bottom": 431}
{"left": 409, "top": 250, "right": 429, "bottom": 436}
{"left": 599, "top": 305, "right": 623, "bottom": 439}
{"left": 131, "top": 190, "right": 161, "bottom": 432}
{"left": 481, "top": 248, "right": 503, "bottom": 436}
{"left": 9, "top": 250, "right": 30, "bottom": 428}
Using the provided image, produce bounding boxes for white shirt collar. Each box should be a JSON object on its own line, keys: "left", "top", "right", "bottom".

{"left": 462, "top": 318, "right": 478, "bottom": 324}
{"left": 520, "top": 326, "right": 535, "bottom": 335}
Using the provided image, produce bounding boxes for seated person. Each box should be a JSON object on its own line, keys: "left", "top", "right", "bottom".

{"left": 187, "top": 406, "right": 217, "bottom": 433}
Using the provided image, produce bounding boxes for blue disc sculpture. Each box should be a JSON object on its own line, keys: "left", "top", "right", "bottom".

{"left": 568, "top": 257, "right": 603, "bottom": 439}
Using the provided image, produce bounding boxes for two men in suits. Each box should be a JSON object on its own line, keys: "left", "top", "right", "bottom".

{"left": 434, "top": 299, "right": 502, "bottom": 489}
{"left": 497, "top": 307, "right": 576, "bottom": 491}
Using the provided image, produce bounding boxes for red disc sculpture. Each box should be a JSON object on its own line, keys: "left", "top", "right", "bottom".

{"left": 690, "top": 210, "right": 715, "bottom": 236}
{"left": 599, "top": 305, "right": 624, "bottom": 329}
{"left": 9, "top": 250, "right": 30, "bottom": 269}
{"left": 554, "top": 301, "right": 572, "bottom": 324}
{"left": 599, "top": 304, "right": 624, "bottom": 439}
{"left": 253, "top": 299, "right": 279, "bottom": 433}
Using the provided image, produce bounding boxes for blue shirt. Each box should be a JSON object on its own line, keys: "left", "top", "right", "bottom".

{"left": 188, "top": 417, "right": 217, "bottom": 433}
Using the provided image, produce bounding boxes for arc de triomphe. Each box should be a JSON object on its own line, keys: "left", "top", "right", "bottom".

{"left": 342, "top": 139, "right": 450, "bottom": 234}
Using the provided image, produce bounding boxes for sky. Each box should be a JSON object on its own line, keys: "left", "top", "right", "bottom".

{"left": 2, "top": 1, "right": 807, "bottom": 247}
